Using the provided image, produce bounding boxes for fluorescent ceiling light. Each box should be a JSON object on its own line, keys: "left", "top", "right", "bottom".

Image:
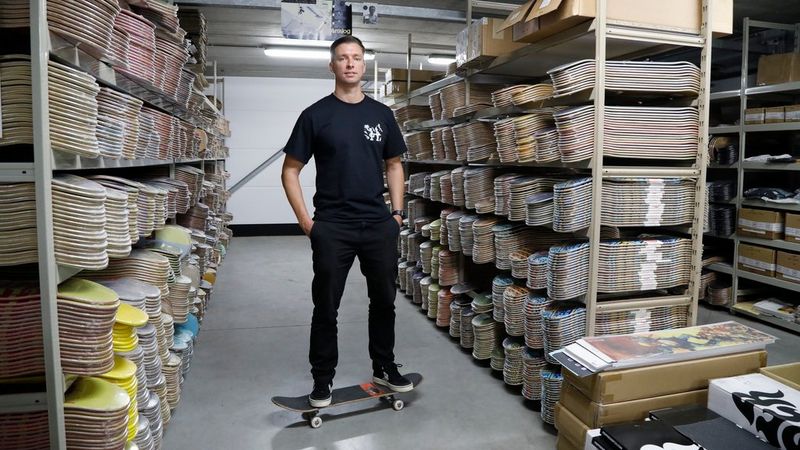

{"left": 264, "top": 47, "right": 375, "bottom": 60}
{"left": 427, "top": 54, "right": 456, "bottom": 66}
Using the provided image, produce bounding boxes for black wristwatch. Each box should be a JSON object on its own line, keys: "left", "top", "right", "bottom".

{"left": 391, "top": 209, "right": 406, "bottom": 219}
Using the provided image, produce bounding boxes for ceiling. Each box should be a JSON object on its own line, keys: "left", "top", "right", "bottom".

{"left": 177, "top": 0, "right": 800, "bottom": 82}
{"left": 178, "top": 0, "right": 524, "bottom": 80}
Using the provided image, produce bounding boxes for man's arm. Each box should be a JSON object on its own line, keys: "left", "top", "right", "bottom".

{"left": 281, "top": 154, "right": 314, "bottom": 236}
{"left": 385, "top": 156, "right": 405, "bottom": 226}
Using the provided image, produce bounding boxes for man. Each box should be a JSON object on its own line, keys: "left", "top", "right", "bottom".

{"left": 281, "top": 35, "right": 412, "bottom": 408}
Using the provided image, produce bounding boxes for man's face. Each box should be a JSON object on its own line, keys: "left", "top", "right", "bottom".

{"left": 329, "top": 42, "right": 366, "bottom": 86}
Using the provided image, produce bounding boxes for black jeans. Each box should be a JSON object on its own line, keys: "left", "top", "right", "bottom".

{"left": 308, "top": 217, "right": 400, "bottom": 385}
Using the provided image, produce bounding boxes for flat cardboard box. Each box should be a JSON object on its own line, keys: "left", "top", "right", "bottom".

{"left": 738, "top": 244, "right": 777, "bottom": 277}
{"left": 563, "top": 350, "right": 767, "bottom": 404}
{"left": 514, "top": 0, "right": 732, "bottom": 44}
{"left": 384, "top": 69, "right": 443, "bottom": 84}
{"left": 708, "top": 373, "right": 800, "bottom": 450}
{"left": 765, "top": 106, "right": 786, "bottom": 124}
{"left": 555, "top": 434, "right": 582, "bottom": 450}
{"left": 560, "top": 381, "right": 708, "bottom": 428}
{"left": 498, "top": 0, "right": 542, "bottom": 43}
{"left": 776, "top": 250, "right": 800, "bottom": 284}
{"left": 737, "top": 207, "right": 784, "bottom": 240}
{"left": 761, "top": 362, "right": 800, "bottom": 392}
{"left": 786, "top": 105, "right": 800, "bottom": 122}
{"left": 785, "top": 213, "right": 800, "bottom": 243}
{"left": 456, "top": 17, "right": 527, "bottom": 68}
{"left": 757, "top": 52, "right": 800, "bottom": 86}
{"left": 555, "top": 402, "right": 592, "bottom": 449}
{"left": 745, "top": 107, "right": 765, "bottom": 125}
{"left": 383, "top": 81, "right": 428, "bottom": 97}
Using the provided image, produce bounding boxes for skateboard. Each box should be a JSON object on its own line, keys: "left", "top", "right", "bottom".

{"left": 271, "top": 373, "right": 423, "bottom": 428}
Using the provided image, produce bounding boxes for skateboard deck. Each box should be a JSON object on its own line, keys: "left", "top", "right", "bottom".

{"left": 272, "top": 373, "right": 422, "bottom": 428}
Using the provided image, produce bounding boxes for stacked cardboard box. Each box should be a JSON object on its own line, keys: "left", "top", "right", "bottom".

{"left": 738, "top": 244, "right": 777, "bottom": 277}
{"left": 501, "top": 0, "right": 732, "bottom": 45}
{"left": 382, "top": 69, "right": 444, "bottom": 98}
{"left": 455, "top": 17, "right": 527, "bottom": 68}
{"left": 554, "top": 351, "right": 767, "bottom": 450}
{"left": 738, "top": 208, "right": 784, "bottom": 240}
{"left": 757, "top": 52, "right": 800, "bottom": 86}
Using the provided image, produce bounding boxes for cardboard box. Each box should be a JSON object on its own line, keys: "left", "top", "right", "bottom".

{"left": 765, "top": 106, "right": 786, "bottom": 123}
{"left": 757, "top": 52, "right": 800, "bottom": 86}
{"left": 555, "top": 402, "right": 592, "bottom": 450}
{"left": 510, "top": 0, "right": 732, "bottom": 44}
{"left": 708, "top": 373, "right": 800, "bottom": 450}
{"left": 499, "top": 0, "right": 542, "bottom": 43}
{"left": 745, "top": 107, "right": 765, "bottom": 125}
{"left": 383, "top": 81, "right": 428, "bottom": 97}
{"left": 786, "top": 105, "right": 800, "bottom": 122}
{"left": 563, "top": 351, "right": 767, "bottom": 404}
{"left": 761, "top": 362, "right": 800, "bottom": 392}
{"left": 560, "top": 381, "right": 708, "bottom": 428}
{"left": 555, "top": 434, "right": 582, "bottom": 450}
{"left": 738, "top": 244, "right": 777, "bottom": 277}
{"left": 786, "top": 214, "right": 800, "bottom": 243}
{"left": 385, "top": 69, "right": 443, "bottom": 84}
{"left": 738, "top": 208, "right": 784, "bottom": 240}
{"left": 456, "top": 17, "right": 527, "bottom": 68}
{"left": 776, "top": 250, "right": 800, "bottom": 284}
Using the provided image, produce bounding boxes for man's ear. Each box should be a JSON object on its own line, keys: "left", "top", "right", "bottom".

{"left": 329, "top": 60, "right": 335, "bottom": 74}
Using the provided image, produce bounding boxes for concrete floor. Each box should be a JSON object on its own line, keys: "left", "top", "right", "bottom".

{"left": 163, "top": 236, "right": 799, "bottom": 450}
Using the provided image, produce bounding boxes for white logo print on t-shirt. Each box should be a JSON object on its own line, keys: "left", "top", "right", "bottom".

{"left": 364, "top": 123, "right": 383, "bottom": 142}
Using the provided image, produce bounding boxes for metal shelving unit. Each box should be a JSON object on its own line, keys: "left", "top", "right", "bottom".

{"left": 741, "top": 161, "right": 800, "bottom": 171}
{"left": 709, "top": 125, "right": 740, "bottom": 134}
{"left": 738, "top": 235, "right": 800, "bottom": 252}
{"left": 0, "top": 2, "right": 67, "bottom": 447}
{"left": 395, "top": 0, "right": 712, "bottom": 336}
{"left": 0, "top": 1, "right": 231, "bottom": 448}
{"left": 706, "top": 18, "right": 800, "bottom": 332}
{"left": 732, "top": 303, "right": 800, "bottom": 333}
{"left": 740, "top": 199, "right": 800, "bottom": 213}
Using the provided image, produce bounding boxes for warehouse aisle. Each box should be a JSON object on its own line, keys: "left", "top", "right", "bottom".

{"left": 164, "top": 235, "right": 558, "bottom": 449}
{"left": 164, "top": 236, "right": 799, "bottom": 450}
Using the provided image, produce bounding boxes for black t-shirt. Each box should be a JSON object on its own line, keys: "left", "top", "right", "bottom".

{"left": 283, "top": 94, "right": 407, "bottom": 223}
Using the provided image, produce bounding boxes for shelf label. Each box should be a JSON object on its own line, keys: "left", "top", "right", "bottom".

{"left": 776, "top": 265, "right": 800, "bottom": 281}
{"left": 738, "top": 218, "right": 784, "bottom": 232}
{"left": 785, "top": 226, "right": 800, "bottom": 237}
{"left": 739, "top": 256, "right": 776, "bottom": 271}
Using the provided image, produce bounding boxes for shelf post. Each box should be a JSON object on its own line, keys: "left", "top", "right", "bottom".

{"left": 585, "top": 0, "right": 608, "bottom": 337}
{"left": 30, "top": 0, "right": 67, "bottom": 448}
{"left": 689, "top": 0, "right": 712, "bottom": 326}
{"left": 407, "top": 34, "right": 412, "bottom": 97}
{"left": 730, "top": 17, "right": 751, "bottom": 312}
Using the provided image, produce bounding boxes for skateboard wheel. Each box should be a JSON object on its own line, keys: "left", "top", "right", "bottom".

{"left": 392, "top": 399, "right": 404, "bottom": 411}
{"left": 310, "top": 416, "right": 323, "bottom": 428}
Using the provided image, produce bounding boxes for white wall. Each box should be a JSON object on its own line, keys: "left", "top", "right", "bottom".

{"left": 224, "top": 77, "right": 333, "bottom": 224}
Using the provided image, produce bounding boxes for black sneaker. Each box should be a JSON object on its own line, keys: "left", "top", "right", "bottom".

{"left": 308, "top": 381, "right": 332, "bottom": 408}
{"left": 373, "top": 363, "right": 414, "bottom": 392}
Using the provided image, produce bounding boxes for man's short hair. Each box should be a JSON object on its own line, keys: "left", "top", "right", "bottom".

{"left": 330, "top": 35, "right": 365, "bottom": 59}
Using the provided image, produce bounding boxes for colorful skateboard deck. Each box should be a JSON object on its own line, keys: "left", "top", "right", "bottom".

{"left": 272, "top": 373, "right": 422, "bottom": 428}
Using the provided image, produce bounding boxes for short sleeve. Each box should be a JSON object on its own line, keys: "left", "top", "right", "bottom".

{"left": 382, "top": 109, "right": 407, "bottom": 160}
{"left": 283, "top": 110, "right": 314, "bottom": 164}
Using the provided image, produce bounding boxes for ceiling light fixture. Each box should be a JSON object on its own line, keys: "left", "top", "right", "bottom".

{"left": 427, "top": 54, "right": 457, "bottom": 66}
{"left": 264, "top": 47, "right": 375, "bottom": 60}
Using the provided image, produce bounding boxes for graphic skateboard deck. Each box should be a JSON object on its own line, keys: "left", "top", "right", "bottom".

{"left": 272, "top": 373, "right": 422, "bottom": 428}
